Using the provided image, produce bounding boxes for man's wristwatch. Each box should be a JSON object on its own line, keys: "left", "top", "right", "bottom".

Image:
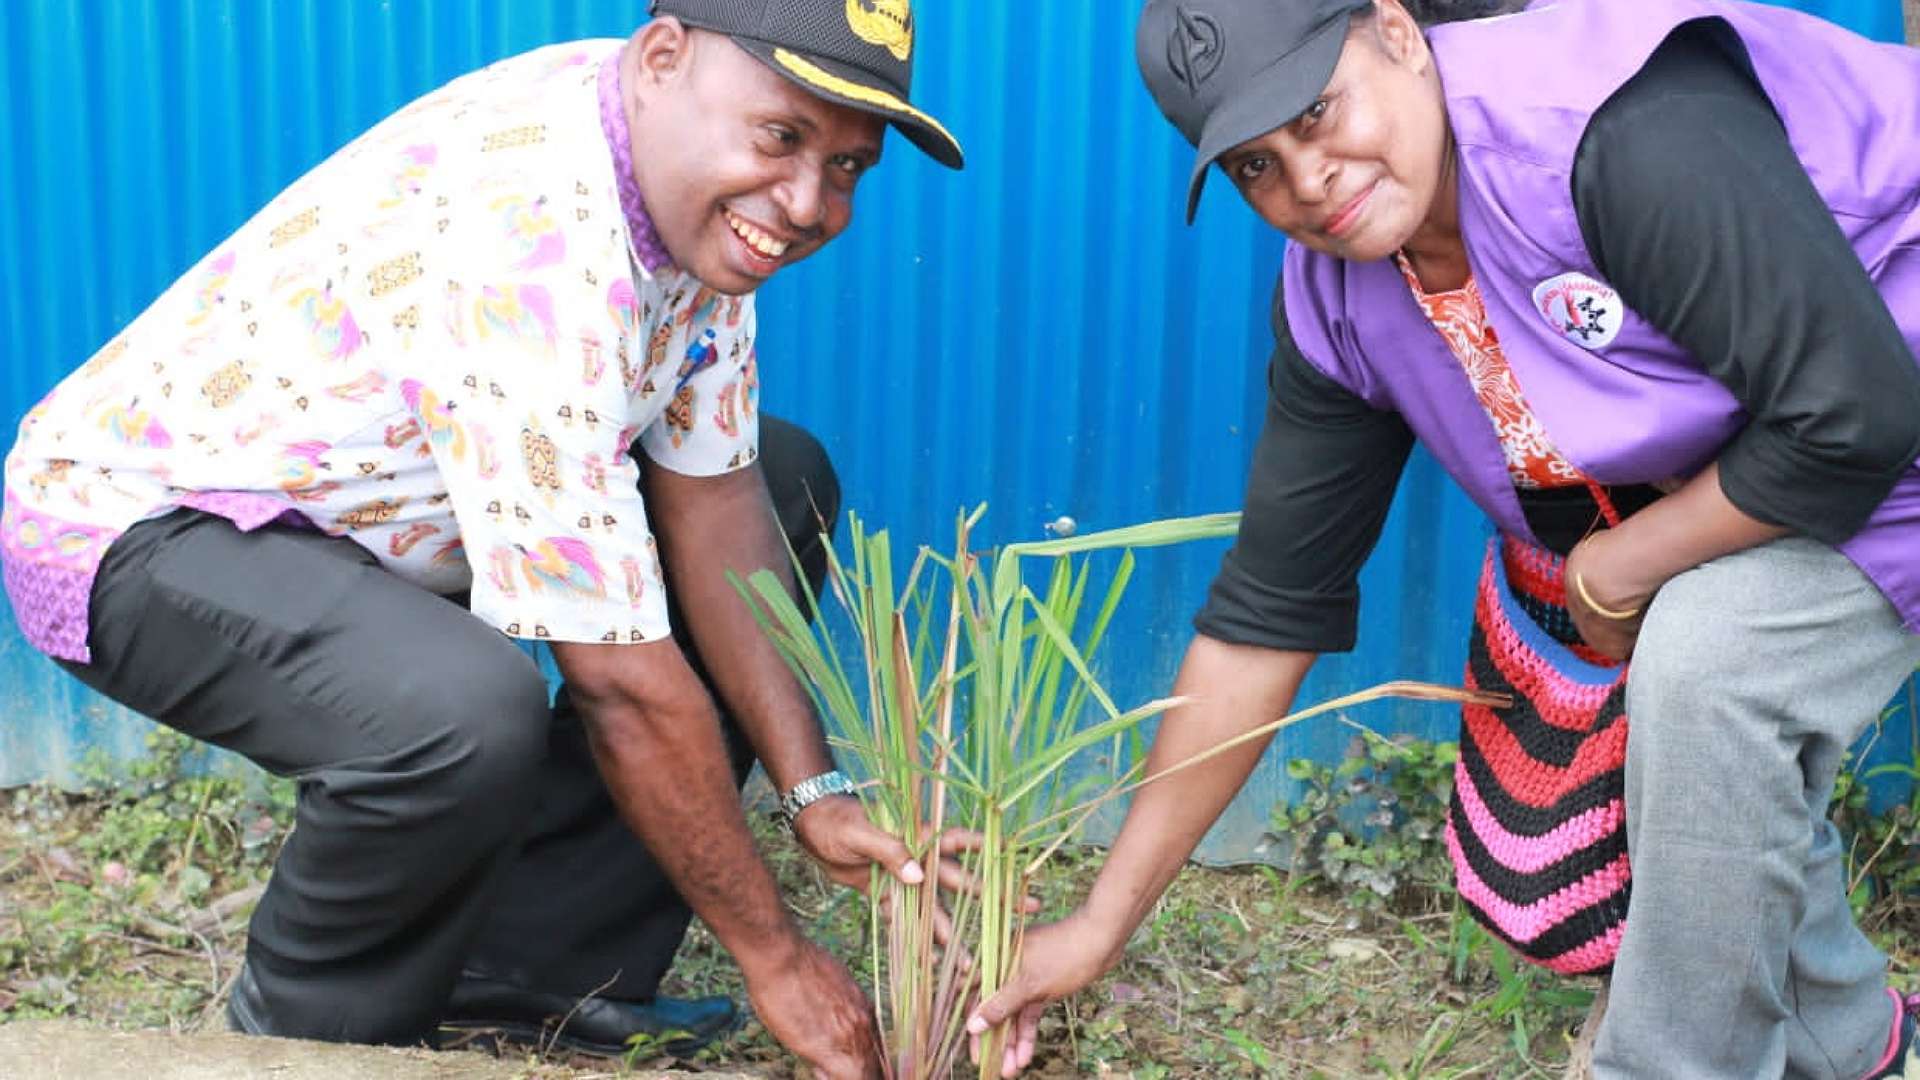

{"left": 779, "top": 769, "right": 857, "bottom": 825}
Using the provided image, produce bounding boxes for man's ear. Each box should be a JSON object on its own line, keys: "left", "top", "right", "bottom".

{"left": 631, "top": 17, "right": 698, "bottom": 92}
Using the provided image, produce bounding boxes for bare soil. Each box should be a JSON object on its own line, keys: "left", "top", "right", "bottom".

{"left": 0, "top": 1019, "right": 758, "bottom": 1078}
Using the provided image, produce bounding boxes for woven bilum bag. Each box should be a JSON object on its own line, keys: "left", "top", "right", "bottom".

{"left": 1445, "top": 534, "right": 1631, "bottom": 974}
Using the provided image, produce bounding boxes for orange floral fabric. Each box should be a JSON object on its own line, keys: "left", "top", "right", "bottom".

{"left": 1396, "top": 255, "right": 1583, "bottom": 490}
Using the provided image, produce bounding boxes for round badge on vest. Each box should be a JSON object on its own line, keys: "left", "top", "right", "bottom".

{"left": 1530, "top": 272, "right": 1625, "bottom": 351}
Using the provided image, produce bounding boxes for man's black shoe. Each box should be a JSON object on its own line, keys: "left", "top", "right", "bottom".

{"left": 438, "top": 971, "right": 739, "bottom": 1059}
{"left": 226, "top": 960, "right": 271, "bottom": 1035}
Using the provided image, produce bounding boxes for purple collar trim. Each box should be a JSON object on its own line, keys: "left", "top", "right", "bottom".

{"left": 598, "top": 49, "right": 673, "bottom": 275}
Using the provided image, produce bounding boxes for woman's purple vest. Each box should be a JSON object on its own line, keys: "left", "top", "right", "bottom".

{"left": 1282, "top": 0, "right": 1920, "bottom": 632}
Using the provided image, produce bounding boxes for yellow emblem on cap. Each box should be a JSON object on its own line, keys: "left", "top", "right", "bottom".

{"left": 845, "top": 0, "right": 912, "bottom": 62}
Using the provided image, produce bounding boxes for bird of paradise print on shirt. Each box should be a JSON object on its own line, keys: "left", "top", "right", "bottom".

{"left": 379, "top": 144, "right": 439, "bottom": 210}
{"left": 473, "top": 284, "right": 558, "bottom": 354}
{"left": 606, "top": 279, "right": 641, "bottom": 389}
{"left": 606, "top": 279, "right": 639, "bottom": 332}
{"left": 515, "top": 536, "right": 607, "bottom": 598}
{"left": 288, "top": 282, "right": 367, "bottom": 362}
{"left": 187, "top": 250, "right": 238, "bottom": 328}
{"left": 95, "top": 400, "right": 173, "bottom": 449}
{"left": 495, "top": 193, "right": 567, "bottom": 272}
{"left": 399, "top": 379, "right": 468, "bottom": 462}
{"left": 276, "top": 441, "right": 340, "bottom": 502}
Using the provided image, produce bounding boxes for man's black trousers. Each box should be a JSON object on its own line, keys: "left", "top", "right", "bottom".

{"left": 58, "top": 416, "right": 839, "bottom": 1044}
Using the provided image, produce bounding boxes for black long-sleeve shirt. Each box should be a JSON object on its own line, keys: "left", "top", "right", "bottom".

{"left": 1194, "top": 21, "right": 1920, "bottom": 655}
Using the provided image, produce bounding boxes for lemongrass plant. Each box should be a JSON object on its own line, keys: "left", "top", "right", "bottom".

{"left": 734, "top": 508, "right": 1504, "bottom": 1080}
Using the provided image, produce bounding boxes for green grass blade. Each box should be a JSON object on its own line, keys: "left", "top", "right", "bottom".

{"left": 1000, "top": 511, "right": 1241, "bottom": 559}
{"left": 998, "top": 696, "right": 1186, "bottom": 813}
{"left": 1019, "top": 586, "right": 1120, "bottom": 721}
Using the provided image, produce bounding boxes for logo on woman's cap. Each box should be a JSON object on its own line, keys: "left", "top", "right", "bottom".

{"left": 1167, "top": 7, "right": 1225, "bottom": 95}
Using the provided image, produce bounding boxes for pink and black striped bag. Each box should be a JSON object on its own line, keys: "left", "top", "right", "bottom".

{"left": 1445, "top": 533, "right": 1632, "bottom": 974}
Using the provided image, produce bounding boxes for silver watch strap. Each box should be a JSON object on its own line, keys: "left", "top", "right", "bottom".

{"left": 779, "top": 769, "right": 856, "bottom": 823}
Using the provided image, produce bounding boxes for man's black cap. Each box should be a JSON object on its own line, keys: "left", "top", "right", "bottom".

{"left": 1137, "top": 0, "right": 1371, "bottom": 221}
{"left": 650, "top": 0, "right": 963, "bottom": 169}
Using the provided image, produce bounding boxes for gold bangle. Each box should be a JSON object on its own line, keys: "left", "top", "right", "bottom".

{"left": 1571, "top": 572, "right": 1643, "bottom": 621}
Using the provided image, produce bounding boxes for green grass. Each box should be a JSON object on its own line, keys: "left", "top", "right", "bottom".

{"left": 0, "top": 732, "right": 289, "bottom": 1028}
{"left": 11, "top": 725, "right": 1920, "bottom": 1077}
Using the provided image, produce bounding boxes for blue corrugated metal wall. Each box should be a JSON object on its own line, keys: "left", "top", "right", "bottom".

{"left": 2, "top": 1, "right": 1913, "bottom": 859}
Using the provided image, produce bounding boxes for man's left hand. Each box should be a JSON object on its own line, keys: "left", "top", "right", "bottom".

{"left": 791, "top": 795, "right": 1024, "bottom": 900}
{"left": 791, "top": 796, "right": 1038, "bottom": 954}
{"left": 790, "top": 793, "right": 927, "bottom": 893}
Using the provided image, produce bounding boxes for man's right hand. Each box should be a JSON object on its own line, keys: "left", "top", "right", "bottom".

{"left": 746, "top": 938, "right": 883, "bottom": 1080}
{"left": 965, "top": 913, "right": 1125, "bottom": 1077}
{"left": 554, "top": 641, "right": 880, "bottom": 1076}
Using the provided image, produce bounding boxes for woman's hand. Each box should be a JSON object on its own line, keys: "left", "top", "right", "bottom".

{"left": 965, "top": 912, "right": 1128, "bottom": 1076}
{"left": 1565, "top": 528, "right": 1658, "bottom": 661}
{"left": 1565, "top": 464, "right": 1795, "bottom": 662}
